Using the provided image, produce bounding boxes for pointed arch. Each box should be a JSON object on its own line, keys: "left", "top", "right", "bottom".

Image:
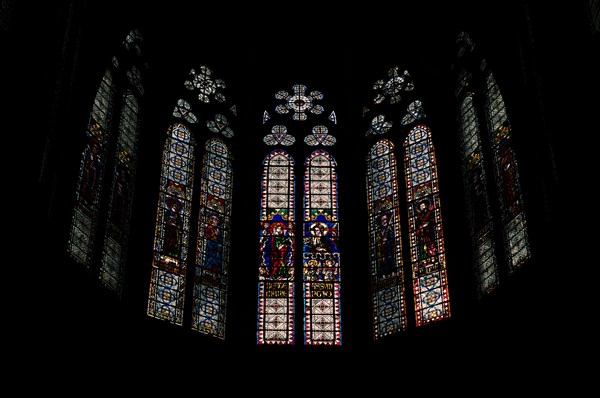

{"left": 303, "top": 149, "right": 342, "bottom": 345}
{"left": 366, "top": 139, "right": 407, "bottom": 338}
{"left": 68, "top": 68, "right": 116, "bottom": 267}
{"left": 404, "top": 125, "right": 451, "bottom": 326}
{"left": 192, "top": 138, "right": 233, "bottom": 339}
{"left": 257, "top": 149, "right": 296, "bottom": 345}
{"left": 147, "top": 123, "right": 195, "bottom": 325}
{"left": 459, "top": 93, "right": 499, "bottom": 297}
{"left": 483, "top": 71, "right": 530, "bottom": 273}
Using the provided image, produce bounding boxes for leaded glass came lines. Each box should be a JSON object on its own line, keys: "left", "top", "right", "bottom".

{"left": 147, "top": 123, "right": 195, "bottom": 325}
{"left": 257, "top": 150, "right": 296, "bottom": 344}
{"left": 192, "top": 138, "right": 233, "bottom": 339}
{"left": 404, "top": 125, "right": 451, "bottom": 326}
{"left": 367, "top": 139, "right": 407, "bottom": 339}
{"left": 303, "top": 150, "right": 342, "bottom": 345}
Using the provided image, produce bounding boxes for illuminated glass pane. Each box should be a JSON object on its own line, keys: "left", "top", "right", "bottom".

{"left": 459, "top": 94, "right": 499, "bottom": 297}
{"left": 303, "top": 150, "right": 342, "bottom": 346}
{"left": 257, "top": 150, "right": 296, "bottom": 344}
{"left": 404, "top": 125, "right": 451, "bottom": 326}
{"left": 366, "top": 139, "right": 407, "bottom": 339}
{"left": 99, "top": 92, "right": 140, "bottom": 294}
{"left": 68, "top": 69, "right": 115, "bottom": 267}
{"left": 192, "top": 139, "right": 233, "bottom": 339}
{"left": 147, "top": 123, "right": 195, "bottom": 326}
{"left": 484, "top": 72, "right": 530, "bottom": 273}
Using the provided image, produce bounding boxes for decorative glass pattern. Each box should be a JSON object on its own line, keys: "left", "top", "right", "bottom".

{"left": 184, "top": 65, "right": 227, "bottom": 103}
{"left": 484, "top": 71, "right": 530, "bottom": 273}
{"left": 275, "top": 84, "right": 324, "bottom": 121}
{"left": 206, "top": 113, "right": 234, "bottom": 137}
{"left": 264, "top": 125, "right": 295, "bottom": 146}
{"left": 172, "top": 99, "right": 198, "bottom": 124}
{"left": 401, "top": 100, "right": 426, "bottom": 126}
{"left": 99, "top": 92, "right": 141, "bottom": 294}
{"left": 304, "top": 125, "right": 336, "bottom": 146}
{"left": 68, "top": 69, "right": 115, "bottom": 267}
{"left": 366, "top": 115, "right": 393, "bottom": 137}
{"left": 366, "top": 139, "right": 407, "bottom": 339}
{"left": 147, "top": 123, "right": 195, "bottom": 325}
{"left": 373, "top": 67, "right": 414, "bottom": 105}
{"left": 404, "top": 125, "right": 451, "bottom": 326}
{"left": 303, "top": 150, "right": 342, "bottom": 345}
{"left": 192, "top": 138, "right": 233, "bottom": 339}
{"left": 459, "top": 94, "right": 499, "bottom": 298}
{"left": 257, "top": 150, "right": 296, "bottom": 344}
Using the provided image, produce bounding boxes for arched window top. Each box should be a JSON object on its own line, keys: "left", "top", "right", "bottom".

{"left": 205, "top": 137, "right": 232, "bottom": 158}
{"left": 404, "top": 124, "right": 432, "bottom": 147}
{"left": 456, "top": 31, "right": 475, "bottom": 58}
{"left": 369, "top": 138, "right": 394, "bottom": 158}
{"left": 124, "top": 29, "right": 143, "bottom": 56}
{"left": 263, "top": 148, "right": 295, "bottom": 166}
{"left": 167, "top": 122, "right": 195, "bottom": 145}
{"left": 305, "top": 149, "right": 337, "bottom": 167}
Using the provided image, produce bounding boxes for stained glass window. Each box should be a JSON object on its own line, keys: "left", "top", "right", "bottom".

{"left": 147, "top": 123, "right": 195, "bottom": 325}
{"left": 366, "top": 139, "right": 407, "bottom": 339}
{"left": 67, "top": 29, "right": 144, "bottom": 299}
{"left": 68, "top": 68, "right": 116, "bottom": 267}
{"left": 257, "top": 150, "right": 296, "bottom": 345}
{"left": 484, "top": 71, "right": 530, "bottom": 273}
{"left": 303, "top": 150, "right": 342, "bottom": 346}
{"left": 459, "top": 94, "right": 499, "bottom": 298}
{"left": 192, "top": 138, "right": 233, "bottom": 339}
{"left": 99, "top": 92, "right": 141, "bottom": 294}
{"left": 404, "top": 125, "right": 451, "bottom": 326}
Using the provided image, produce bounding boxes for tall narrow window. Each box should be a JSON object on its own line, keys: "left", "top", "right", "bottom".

{"left": 67, "top": 29, "right": 145, "bottom": 298}
{"left": 147, "top": 123, "right": 195, "bottom": 325}
{"left": 192, "top": 138, "right": 233, "bottom": 339}
{"left": 257, "top": 150, "right": 296, "bottom": 345}
{"left": 303, "top": 150, "right": 342, "bottom": 346}
{"left": 404, "top": 125, "right": 451, "bottom": 326}
{"left": 366, "top": 139, "right": 407, "bottom": 338}
{"left": 364, "top": 67, "right": 451, "bottom": 336}
{"left": 68, "top": 68, "right": 116, "bottom": 267}
{"left": 99, "top": 91, "right": 141, "bottom": 294}
{"left": 258, "top": 83, "right": 340, "bottom": 346}
{"left": 459, "top": 94, "right": 499, "bottom": 297}
{"left": 484, "top": 70, "right": 530, "bottom": 273}
{"left": 147, "top": 64, "right": 235, "bottom": 337}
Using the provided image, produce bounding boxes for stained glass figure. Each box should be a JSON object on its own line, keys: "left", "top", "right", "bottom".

{"left": 147, "top": 123, "right": 195, "bottom": 325}
{"left": 459, "top": 93, "right": 499, "bottom": 297}
{"left": 257, "top": 150, "right": 296, "bottom": 344}
{"left": 404, "top": 125, "right": 451, "bottom": 326}
{"left": 192, "top": 138, "right": 233, "bottom": 339}
{"left": 303, "top": 150, "right": 342, "bottom": 345}
{"left": 367, "top": 139, "right": 407, "bottom": 338}
{"left": 68, "top": 69, "right": 115, "bottom": 267}
{"left": 484, "top": 70, "right": 530, "bottom": 272}
{"left": 99, "top": 92, "right": 141, "bottom": 294}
